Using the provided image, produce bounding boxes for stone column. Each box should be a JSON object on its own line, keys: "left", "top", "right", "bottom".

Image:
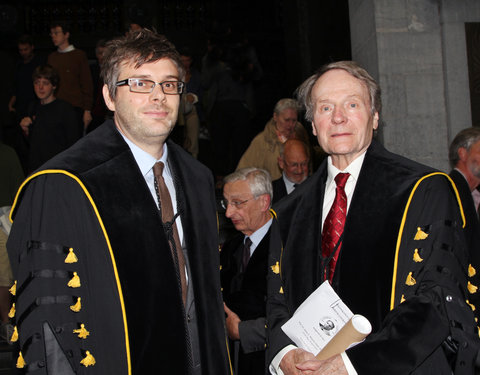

{"left": 349, "top": 0, "right": 480, "bottom": 171}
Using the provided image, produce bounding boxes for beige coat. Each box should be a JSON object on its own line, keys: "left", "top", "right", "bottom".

{"left": 236, "top": 118, "right": 309, "bottom": 180}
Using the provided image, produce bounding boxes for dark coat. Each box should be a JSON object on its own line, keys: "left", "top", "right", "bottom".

{"left": 449, "top": 169, "right": 480, "bottom": 322}
{"left": 267, "top": 140, "right": 479, "bottom": 374}
{"left": 8, "top": 120, "right": 231, "bottom": 374}
{"left": 221, "top": 229, "right": 270, "bottom": 375}
{"left": 272, "top": 178, "right": 288, "bottom": 204}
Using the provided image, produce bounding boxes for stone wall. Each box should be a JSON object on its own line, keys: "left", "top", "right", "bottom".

{"left": 349, "top": 0, "right": 480, "bottom": 171}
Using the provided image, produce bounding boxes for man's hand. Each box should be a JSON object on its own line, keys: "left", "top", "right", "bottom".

{"left": 279, "top": 348, "right": 316, "bottom": 375}
{"left": 296, "top": 354, "right": 347, "bottom": 375}
{"left": 19, "top": 117, "right": 33, "bottom": 136}
{"left": 83, "top": 110, "right": 92, "bottom": 129}
{"left": 224, "top": 303, "right": 240, "bottom": 340}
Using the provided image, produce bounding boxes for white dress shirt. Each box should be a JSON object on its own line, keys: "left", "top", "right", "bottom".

{"left": 282, "top": 173, "right": 297, "bottom": 195}
{"left": 246, "top": 218, "right": 273, "bottom": 257}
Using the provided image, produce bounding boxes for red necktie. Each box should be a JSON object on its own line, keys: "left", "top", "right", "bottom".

{"left": 321, "top": 172, "right": 350, "bottom": 282}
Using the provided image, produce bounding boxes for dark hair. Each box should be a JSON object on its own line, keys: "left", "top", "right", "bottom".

{"left": 295, "top": 61, "right": 382, "bottom": 122}
{"left": 448, "top": 127, "right": 480, "bottom": 168}
{"left": 32, "top": 65, "right": 60, "bottom": 87}
{"left": 101, "top": 29, "right": 185, "bottom": 100}
{"left": 17, "top": 34, "right": 33, "bottom": 46}
{"left": 50, "top": 21, "right": 70, "bottom": 34}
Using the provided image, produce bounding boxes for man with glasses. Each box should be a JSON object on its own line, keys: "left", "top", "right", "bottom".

{"left": 7, "top": 29, "right": 230, "bottom": 375}
{"left": 272, "top": 139, "right": 310, "bottom": 204}
{"left": 220, "top": 167, "right": 273, "bottom": 375}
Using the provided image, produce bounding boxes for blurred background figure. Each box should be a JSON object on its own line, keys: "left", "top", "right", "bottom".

{"left": 448, "top": 127, "right": 480, "bottom": 321}
{"left": 20, "top": 65, "right": 79, "bottom": 173}
{"left": 8, "top": 35, "right": 45, "bottom": 124}
{"left": 272, "top": 139, "right": 310, "bottom": 204}
{"left": 87, "top": 38, "right": 111, "bottom": 133}
{"left": 47, "top": 20, "right": 93, "bottom": 135}
{"left": 237, "top": 98, "right": 309, "bottom": 180}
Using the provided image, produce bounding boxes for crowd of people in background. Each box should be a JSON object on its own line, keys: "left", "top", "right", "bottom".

{"left": 0, "top": 22, "right": 479, "bottom": 375}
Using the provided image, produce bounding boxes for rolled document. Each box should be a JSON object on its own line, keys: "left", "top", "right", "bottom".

{"left": 315, "top": 314, "right": 371, "bottom": 360}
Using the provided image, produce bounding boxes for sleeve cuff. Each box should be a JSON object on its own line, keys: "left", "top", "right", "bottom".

{"left": 341, "top": 352, "right": 358, "bottom": 375}
{"left": 269, "top": 344, "right": 297, "bottom": 375}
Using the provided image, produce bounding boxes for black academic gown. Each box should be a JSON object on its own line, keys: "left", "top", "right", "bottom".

{"left": 221, "top": 229, "right": 270, "bottom": 375}
{"left": 449, "top": 169, "right": 480, "bottom": 322}
{"left": 272, "top": 178, "right": 288, "bottom": 204}
{"left": 267, "top": 140, "right": 479, "bottom": 374}
{"left": 7, "top": 120, "right": 231, "bottom": 375}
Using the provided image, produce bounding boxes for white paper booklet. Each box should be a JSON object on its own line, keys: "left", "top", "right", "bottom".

{"left": 281, "top": 280, "right": 355, "bottom": 355}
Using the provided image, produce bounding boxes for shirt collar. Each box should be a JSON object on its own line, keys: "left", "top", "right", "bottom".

{"left": 282, "top": 172, "right": 297, "bottom": 189}
{"left": 58, "top": 44, "right": 75, "bottom": 53}
{"left": 120, "top": 130, "right": 171, "bottom": 178}
{"left": 325, "top": 151, "right": 366, "bottom": 189}
{"left": 247, "top": 218, "right": 272, "bottom": 250}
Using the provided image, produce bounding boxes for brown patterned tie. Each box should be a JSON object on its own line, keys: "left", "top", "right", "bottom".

{"left": 321, "top": 172, "right": 350, "bottom": 282}
{"left": 153, "top": 161, "right": 187, "bottom": 305}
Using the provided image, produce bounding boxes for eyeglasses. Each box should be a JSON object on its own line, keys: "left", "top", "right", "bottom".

{"left": 116, "top": 78, "right": 185, "bottom": 95}
{"left": 220, "top": 198, "right": 254, "bottom": 210}
{"left": 284, "top": 161, "right": 308, "bottom": 169}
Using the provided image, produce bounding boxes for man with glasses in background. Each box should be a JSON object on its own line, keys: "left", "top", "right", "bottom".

{"left": 7, "top": 29, "right": 231, "bottom": 375}
{"left": 272, "top": 139, "right": 310, "bottom": 204}
{"left": 220, "top": 167, "right": 273, "bottom": 375}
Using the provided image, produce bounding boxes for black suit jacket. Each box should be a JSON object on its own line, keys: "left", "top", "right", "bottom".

{"left": 267, "top": 140, "right": 478, "bottom": 374}
{"left": 449, "top": 169, "right": 480, "bottom": 321}
{"left": 221, "top": 228, "right": 270, "bottom": 375}
{"left": 272, "top": 178, "right": 288, "bottom": 204}
{"left": 8, "top": 120, "right": 231, "bottom": 374}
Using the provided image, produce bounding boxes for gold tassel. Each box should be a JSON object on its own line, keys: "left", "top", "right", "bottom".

{"left": 80, "top": 351, "right": 96, "bottom": 367}
{"left": 10, "top": 326, "right": 18, "bottom": 342}
{"left": 67, "top": 272, "right": 81, "bottom": 288}
{"left": 16, "top": 351, "right": 25, "bottom": 368}
{"left": 406, "top": 272, "right": 416, "bottom": 286}
{"left": 413, "top": 249, "right": 423, "bottom": 262}
{"left": 478, "top": 326, "right": 480, "bottom": 338}
{"left": 9, "top": 280, "right": 16, "bottom": 296}
{"left": 279, "top": 286, "right": 284, "bottom": 294}
{"left": 65, "top": 248, "right": 78, "bottom": 264}
{"left": 271, "top": 262, "right": 280, "bottom": 274}
{"left": 400, "top": 295, "right": 405, "bottom": 303}
{"left": 70, "top": 297, "right": 82, "bottom": 312}
{"left": 8, "top": 303, "right": 15, "bottom": 318}
{"left": 469, "top": 264, "right": 477, "bottom": 277}
{"left": 73, "top": 324, "right": 90, "bottom": 339}
{"left": 468, "top": 281, "right": 478, "bottom": 294}
{"left": 414, "top": 227, "right": 428, "bottom": 240}
{"left": 219, "top": 265, "right": 222, "bottom": 270}
{"left": 467, "top": 300, "right": 476, "bottom": 311}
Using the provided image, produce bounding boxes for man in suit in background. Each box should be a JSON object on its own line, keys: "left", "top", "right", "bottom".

{"left": 7, "top": 29, "right": 230, "bottom": 375}
{"left": 449, "top": 127, "right": 480, "bottom": 321}
{"left": 267, "top": 61, "right": 478, "bottom": 375}
{"left": 272, "top": 139, "right": 310, "bottom": 204}
{"left": 221, "top": 167, "right": 273, "bottom": 375}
